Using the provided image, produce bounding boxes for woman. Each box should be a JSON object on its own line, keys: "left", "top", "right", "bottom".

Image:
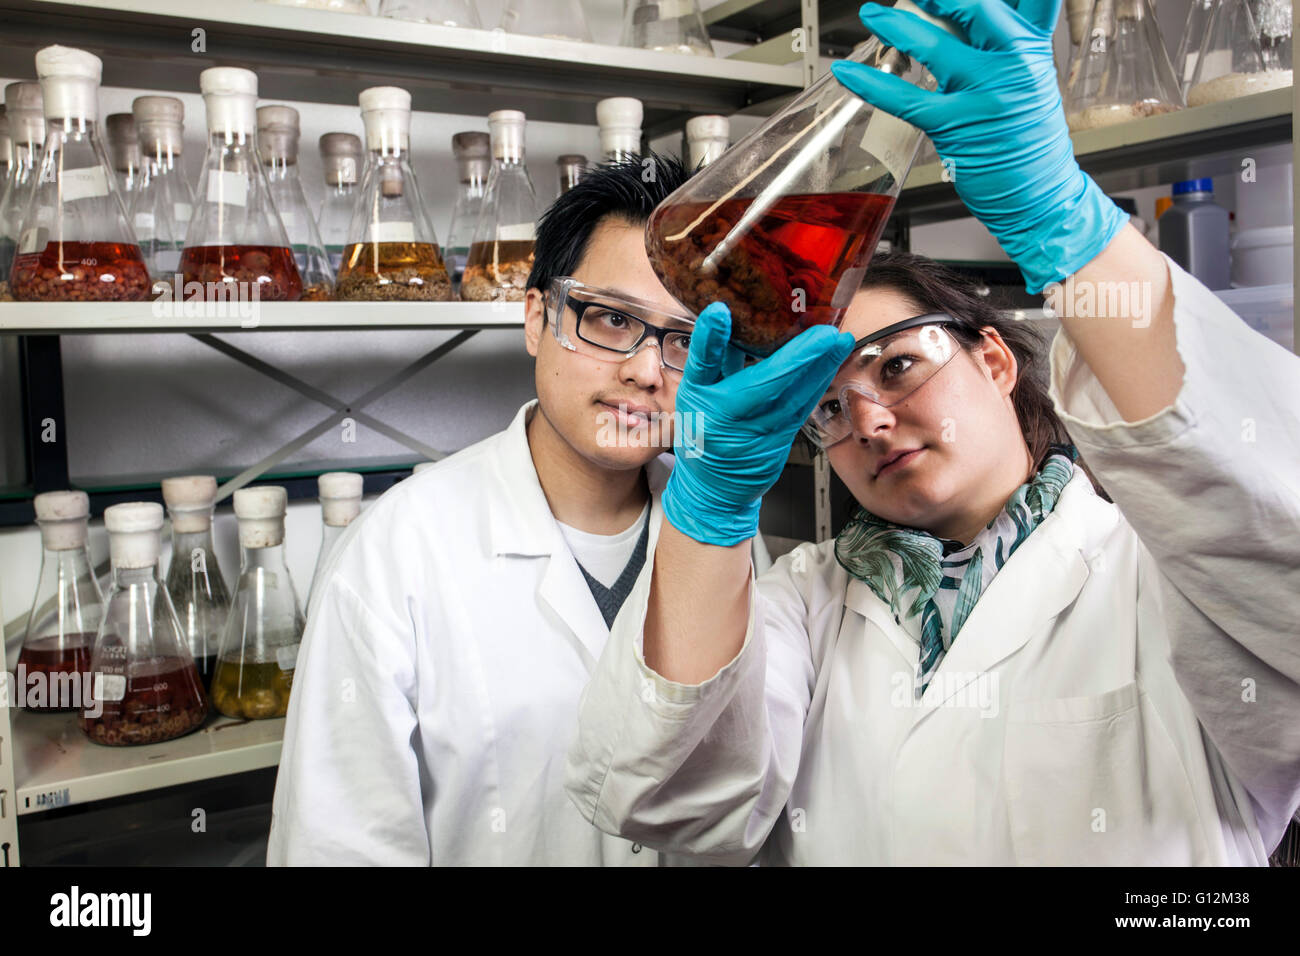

{"left": 563, "top": 0, "right": 1300, "bottom": 865}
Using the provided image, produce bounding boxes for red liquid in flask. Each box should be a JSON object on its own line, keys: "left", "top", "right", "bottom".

{"left": 81, "top": 656, "right": 209, "bottom": 746}
{"left": 647, "top": 191, "right": 896, "bottom": 355}
{"left": 10, "top": 241, "right": 151, "bottom": 301}
{"left": 16, "top": 633, "right": 95, "bottom": 713}
{"left": 179, "top": 244, "right": 303, "bottom": 302}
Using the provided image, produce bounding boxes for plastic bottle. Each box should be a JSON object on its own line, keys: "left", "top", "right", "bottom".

{"left": 1158, "top": 178, "right": 1230, "bottom": 289}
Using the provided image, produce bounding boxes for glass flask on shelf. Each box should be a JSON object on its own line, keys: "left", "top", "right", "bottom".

{"left": 1063, "top": 0, "right": 1095, "bottom": 90}
{"left": 1253, "top": 0, "right": 1292, "bottom": 71}
{"left": 81, "top": 502, "right": 209, "bottom": 746}
{"left": 105, "top": 112, "right": 140, "bottom": 197}
{"left": 621, "top": 0, "right": 714, "bottom": 56}
{"left": 461, "top": 110, "right": 537, "bottom": 302}
{"left": 597, "top": 97, "right": 642, "bottom": 162}
{"left": 130, "top": 95, "right": 194, "bottom": 296}
{"left": 378, "top": 0, "right": 481, "bottom": 27}
{"left": 259, "top": 0, "right": 370, "bottom": 13}
{"left": 446, "top": 130, "right": 490, "bottom": 297}
{"left": 180, "top": 67, "right": 302, "bottom": 302}
{"left": 16, "top": 491, "right": 103, "bottom": 713}
{"left": 556, "top": 154, "right": 587, "bottom": 197}
{"left": 685, "top": 115, "right": 729, "bottom": 170}
{"left": 0, "top": 82, "right": 44, "bottom": 296}
{"left": 318, "top": 132, "right": 363, "bottom": 274}
{"left": 211, "top": 486, "right": 305, "bottom": 720}
{"left": 258, "top": 105, "right": 334, "bottom": 299}
{"left": 1064, "top": 0, "right": 1183, "bottom": 132}
{"left": 1174, "top": 0, "right": 1218, "bottom": 95}
{"left": 307, "top": 471, "right": 363, "bottom": 608}
{"left": 162, "top": 475, "right": 231, "bottom": 695}
{"left": 335, "top": 86, "right": 452, "bottom": 301}
{"left": 499, "top": 0, "right": 591, "bottom": 42}
{"left": 11, "top": 46, "right": 150, "bottom": 302}
{"left": 1182, "top": 0, "right": 1291, "bottom": 106}
{"left": 644, "top": 0, "right": 951, "bottom": 357}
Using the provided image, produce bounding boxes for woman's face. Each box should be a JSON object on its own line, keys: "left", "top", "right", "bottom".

{"left": 822, "top": 286, "right": 1032, "bottom": 541}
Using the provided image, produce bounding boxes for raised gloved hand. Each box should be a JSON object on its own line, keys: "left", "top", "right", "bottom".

{"left": 830, "top": 0, "right": 1128, "bottom": 293}
{"left": 662, "top": 303, "right": 856, "bottom": 547}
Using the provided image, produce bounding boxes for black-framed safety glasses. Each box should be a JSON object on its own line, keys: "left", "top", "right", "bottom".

{"left": 545, "top": 276, "right": 696, "bottom": 373}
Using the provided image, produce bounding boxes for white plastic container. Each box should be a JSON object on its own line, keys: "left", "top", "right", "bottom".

{"left": 1231, "top": 225, "right": 1294, "bottom": 286}
{"left": 1214, "top": 283, "right": 1294, "bottom": 352}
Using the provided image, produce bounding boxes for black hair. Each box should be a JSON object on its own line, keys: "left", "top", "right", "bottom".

{"left": 526, "top": 152, "right": 688, "bottom": 294}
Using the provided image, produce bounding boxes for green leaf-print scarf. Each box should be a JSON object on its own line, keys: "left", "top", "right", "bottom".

{"left": 835, "top": 444, "right": 1078, "bottom": 699}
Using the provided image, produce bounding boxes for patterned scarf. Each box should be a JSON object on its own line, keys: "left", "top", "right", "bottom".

{"left": 835, "top": 445, "right": 1078, "bottom": 699}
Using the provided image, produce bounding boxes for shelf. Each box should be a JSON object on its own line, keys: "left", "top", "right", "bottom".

{"left": 897, "top": 87, "right": 1295, "bottom": 225}
{"left": 0, "top": 300, "right": 525, "bottom": 334}
{"left": 705, "top": 0, "right": 871, "bottom": 56}
{"left": 12, "top": 708, "right": 284, "bottom": 816}
{"left": 0, "top": 0, "right": 803, "bottom": 131}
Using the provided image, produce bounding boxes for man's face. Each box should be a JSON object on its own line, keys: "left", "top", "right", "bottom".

{"left": 524, "top": 217, "right": 687, "bottom": 472}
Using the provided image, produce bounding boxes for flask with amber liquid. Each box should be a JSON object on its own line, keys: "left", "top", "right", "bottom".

{"left": 461, "top": 109, "right": 537, "bottom": 302}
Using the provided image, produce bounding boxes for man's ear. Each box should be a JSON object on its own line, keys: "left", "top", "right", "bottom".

{"left": 975, "top": 326, "right": 1019, "bottom": 399}
{"left": 524, "top": 288, "right": 546, "bottom": 357}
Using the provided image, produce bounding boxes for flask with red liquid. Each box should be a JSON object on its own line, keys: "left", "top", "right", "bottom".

{"left": 10, "top": 46, "right": 150, "bottom": 302}
{"left": 179, "top": 67, "right": 302, "bottom": 302}
{"left": 17, "top": 491, "right": 104, "bottom": 713}
{"left": 645, "top": 0, "right": 953, "bottom": 356}
{"left": 82, "top": 502, "right": 209, "bottom": 747}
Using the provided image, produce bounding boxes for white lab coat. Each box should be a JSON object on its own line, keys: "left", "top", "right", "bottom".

{"left": 566, "top": 258, "right": 1300, "bottom": 866}
{"left": 267, "top": 401, "right": 672, "bottom": 865}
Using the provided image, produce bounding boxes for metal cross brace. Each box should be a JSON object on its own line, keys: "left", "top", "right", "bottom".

{"left": 187, "top": 330, "right": 479, "bottom": 502}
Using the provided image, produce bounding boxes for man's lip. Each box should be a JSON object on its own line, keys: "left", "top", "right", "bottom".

{"left": 875, "top": 448, "right": 923, "bottom": 478}
{"left": 599, "top": 400, "right": 658, "bottom": 422}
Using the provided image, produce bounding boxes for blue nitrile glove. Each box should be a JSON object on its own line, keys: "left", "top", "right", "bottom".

{"left": 662, "top": 303, "right": 857, "bottom": 547}
{"left": 830, "top": 0, "right": 1128, "bottom": 293}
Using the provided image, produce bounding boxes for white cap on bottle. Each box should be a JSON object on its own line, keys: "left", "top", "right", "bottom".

{"left": 234, "top": 485, "right": 288, "bottom": 548}
{"left": 200, "top": 66, "right": 258, "bottom": 137}
{"left": 685, "top": 114, "right": 729, "bottom": 169}
{"left": 5, "top": 82, "right": 45, "bottom": 146}
{"left": 161, "top": 475, "right": 218, "bottom": 533}
{"left": 104, "top": 501, "right": 164, "bottom": 570}
{"left": 133, "top": 95, "right": 185, "bottom": 155}
{"left": 35, "top": 45, "right": 102, "bottom": 122}
{"left": 34, "top": 489, "right": 91, "bottom": 550}
{"left": 596, "top": 97, "right": 642, "bottom": 159}
{"left": 488, "top": 109, "right": 526, "bottom": 162}
{"left": 318, "top": 472, "right": 363, "bottom": 527}
{"left": 360, "top": 86, "right": 411, "bottom": 152}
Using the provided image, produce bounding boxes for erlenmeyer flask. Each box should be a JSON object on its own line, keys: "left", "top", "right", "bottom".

{"left": 162, "top": 476, "right": 230, "bottom": 694}
{"left": 462, "top": 110, "right": 537, "bottom": 302}
{"left": 82, "top": 502, "right": 208, "bottom": 746}
{"left": 685, "top": 115, "right": 729, "bottom": 170}
{"left": 16, "top": 491, "right": 103, "bottom": 713}
{"left": 0, "top": 82, "right": 43, "bottom": 295}
{"left": 105, "top": 112, "right": 140, "bottom": 198}
{"left": 379, "top": 0, "right": 481, "bottom": 27}
{"left": 307, "top": 472, "right": 363, "bottom": 608}
{"left": 621, "top": 0, "right": 714, "bottom": 56}
{"left": 499, "top": 0, "right": 591, "bottom": 42}
{"left": 1063, "top": 0, "right": 1096, "bottom": 90}
{"left": 211, "top": 487, "right": 304, "bottom": 720}
{"left": 1174, "top": 0, "right": 1219, "bottom": 95}
{"left": 1064, "top": 0, "right": 1183, "bottom": 132}
{"left": 597, "top": 97, "right": 642, "bottom": 162}
{"left": 130, "top": 96, "right": 194, "bottom": 296}
{"left": 180, "top": 67, "right": 302, "bottom": 302}
{"left": 1184, "top": 0, "right": 1292, "bottom": 106}
{"left": 336, "top": 87, "right": 452, "bottom": 301}
{"left": 446, "top": 131, "right": 490, "bottom": 297}
{"left": 11, "top": 47, "right": 150, "bottom": 302}
{"left": 318, "top": 132, "right": 363, "bottom": 274}
{"left": 644, "top": 1, "right": 950, "bottom": 357}
{"left": 556, "top": 154, "right": 587, "bottom": 197}
{"left": 259, "top": 105, "right": 334, "bottom": 299}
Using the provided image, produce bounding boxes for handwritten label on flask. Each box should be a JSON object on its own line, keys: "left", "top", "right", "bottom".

{"left": 60, "top": 166, "right": 109, "bottom": 203}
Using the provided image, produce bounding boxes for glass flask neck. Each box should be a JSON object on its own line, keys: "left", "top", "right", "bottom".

{"left": 241, "top": 541, "right": 290, "bottom": 571}
{"left": 208, "top": 129, "right": 253, "bottom": 150}
{"left": 142, "top": 144, "right": 181, "bottom": 174}
{"left": 172, "top": 525, "right": 216, "bottom": 552}
{"left": 47, "top": 116, "right": 97, "bottom": 140}
{"left": 458, "top": 174, "right": 486, "bottom": 198}
{"left": 111, "top": 563, "right": 159, "bottom": 588}
{"left": 264, "top": 155, "right": 301, "bottom": 180}
{"left": 603, "top": 147, "right": 637, "bottom": 163}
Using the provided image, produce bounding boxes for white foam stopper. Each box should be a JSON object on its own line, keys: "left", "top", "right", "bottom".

{"left": 134, "top": 95, "right": 185, "bottom": 154}
{"left": 35, "top": 45, "right": 102, "bottom": 121}
{"left": 488, "top": 109, "right": 526, "bottom": 160}
{"left": 360, "top": 86, "right": 411, "bottom": 152}
{"left": 5, "top": 82, "right": 45, "bottom": 145}
{"left": 318, "top": 471, "right": 363, "bottom": 527}
{"left": 34, "top": 490, "right": 90, "bottom": 550}
{"left": 104, "top": 501, "right": 164, "bottom": 569}
{"left": 686, "top": 114, "right": 729, "bottom": 141}
{"left": 596, "top": 97, "right": 642, "bottom": 158}
{"left": 234, "top": 485, "right": 287, "bottom": 548}
{"left": 201, "top": 67, "right": 258, "bottom": 135}
{"left": 161, "top": 475, "right": 218, "bottom": 532}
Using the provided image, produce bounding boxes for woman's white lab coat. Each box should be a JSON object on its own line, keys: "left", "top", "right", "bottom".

{"left": 267, "top": 402, "right": 671, "bottom": 865}
{"left": 565, "top": 258, "right": 1300, "bottom": 866}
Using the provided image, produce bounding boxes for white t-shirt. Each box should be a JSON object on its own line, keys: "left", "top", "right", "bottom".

{"left": 556, "top": 502, "right": 651, "bottom": 589}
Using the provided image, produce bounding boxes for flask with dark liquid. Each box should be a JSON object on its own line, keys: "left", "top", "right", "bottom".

{"left": 162, "top": 476, "right": 231, "bottom": 694}
{"left": 446, "top": 131, "right": 489, "bottom": 296}
{"left": 17, "top": 491, "right": 103, "bottom": 713}
{"left": 82, "top": 502, "right": 209, "bottom": 746}
{"left": 461, "top": 109, "right": 537, "bottom": 302}
{"left": 644, "top": 0, "right": 952, "bottom": 356}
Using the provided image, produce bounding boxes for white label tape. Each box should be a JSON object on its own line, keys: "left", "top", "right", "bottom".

{"left": 134, "top": 211, "right": 156, "bottom": 236}
{"left": 368, "top": 220, "right": 415, "bottom": 243}
{"left": 61, "top": 166, "right": 110, "bottom": 203}
{"left": 497, "top": 222, "right": 536, "bottom": 242}
{"left": 174, "top": 202, "right": 193, "bottom": 222}
{"left": 94, "top": 672, "right": 127, "bottom": 703}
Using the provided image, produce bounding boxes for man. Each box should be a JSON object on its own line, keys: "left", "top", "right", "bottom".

{"left": 267, "top": 155, "right": 704, "bottom": 865}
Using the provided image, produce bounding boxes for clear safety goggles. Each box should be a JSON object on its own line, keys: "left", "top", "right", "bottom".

{"left": 545, "top": 276, "right": 696, "bottom": 373}
{"left": 802, "top": 314, "right": 962, "bottom": 450}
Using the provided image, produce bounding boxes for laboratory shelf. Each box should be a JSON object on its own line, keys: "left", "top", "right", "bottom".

{"left": 0, "top": 300, "right": 525, "bottom": 334}
{"left": 11, "top": 708, "right": 284, "bottom": 816}
{"left": 706, "top": 0, "right": 873, "bottom": 56}
{"left": 0, "top": 0, "right": 803, "bottom": 130}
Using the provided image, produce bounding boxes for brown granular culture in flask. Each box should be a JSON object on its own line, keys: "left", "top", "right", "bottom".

{"left": 10, "top": 241, "right": 152, "bottom": 301}
{"left": 299, "top": 282, "right": 333, "bottom": 301}
{"left": 0, "top": 280, "right": 11, "bottom": 301}
{"left": 80, "top": 658, "right": 210, "bottom": 746}
{"left": 179, "top": 244, "right": 304, "bottom": 301}
{"left": 334, "top": 241, "right": 453, "bottom": 301}
{"left": 460, "top": 239, "right": 534, "bottom": 302}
